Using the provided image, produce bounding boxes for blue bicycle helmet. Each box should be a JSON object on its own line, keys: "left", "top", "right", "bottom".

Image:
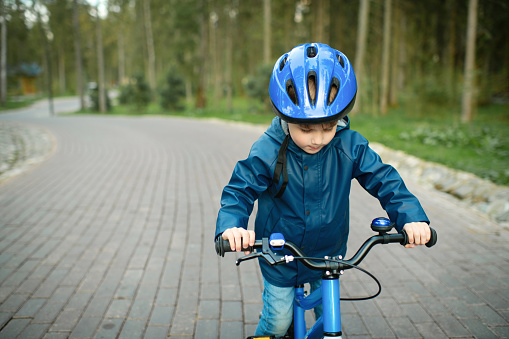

{"left": 269, "top": 43, "right": 357, "bottom": 124}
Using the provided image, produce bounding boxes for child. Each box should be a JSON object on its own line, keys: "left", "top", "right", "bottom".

{"left": 215, "top": 43, "right": 431, "bottom": 337}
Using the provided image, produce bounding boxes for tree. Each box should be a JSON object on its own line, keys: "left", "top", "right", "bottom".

{"left": 263, "top": 0, "right": 271, "bottom": 64}
{"left": 1, "top": 1, "right": 7, "bottom": 105}
{"left": 96, "top": 5, "right": 106, "bottom": 113}
{"left": 225, "top": 1, "right": 237, "bottom": 112}
{"left": 380, "top": 0, "right": 392, "bottom": 115}
{"left": 195, "top": 0, "right": 208, "bottom": 108}
{"left": 461, "top": 0, "right": 478, "bottom": 123}
{"left": 33, "top": 0, "right": 54, "bottom": 115}
{"left": 72, "top": 0, "right": 85, "bottom": 110}
{"left": 352, "top": 0, "right": 370, "bottom": 114}
{"left": 143, "top": 0, "right": 156, "bottom": 90}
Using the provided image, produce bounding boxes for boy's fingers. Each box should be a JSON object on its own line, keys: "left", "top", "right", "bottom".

{"left": 248, "top": 230, "right": 256, "bottom": 246}
{"left": 243, "top": 231, "right": 256, "bottom": 255}
{"left": 222, "top": 228, "right": 255, "bottom": 252}
{"left": 244, "top": 230, "right": 255, "bottom": 248}
{"left": 234, "top": 230, "right": 244, "bottom": 252}
{"left": 404, "top": 222, "right": 431, "bottom": 247}
{"left": 224, "top": 230, "right": 236, "bottom": 251}
{"left": 405, "top": 231, "right": 415, "bottom": 248}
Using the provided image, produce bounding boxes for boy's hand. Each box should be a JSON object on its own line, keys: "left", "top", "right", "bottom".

{"left": 403, "top": 222, "right": 431, "bottom": 248}
{"left": 222, "top": 227, "right": 256, "bottom": 254}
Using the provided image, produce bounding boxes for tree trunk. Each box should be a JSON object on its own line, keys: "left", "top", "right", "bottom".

{"left": 389, "top": 4, "right": 400, "bottom": 107}
{"left": 263, "top": 0, "right": 271, "bottom": 64}
{"left": 316, "top": 0, "right": 323, "bottom": 42}
{"left": 144, "top": 0, "right": 156, "bottom": 90}
{"left": 461, "top": 0, "right": 478, "bottom": 123}
{"left": 35, "top": 1, "right": 54, "bottom": 116}
{"left": 397, "top": 10, "right": 407, "bottom": 94}
{"left": 96, "top": 7, "right": 106, "bottom": 113}
{"left": 1, "top": 3, "right": 7, "bottom": 106}
{"left": 72, "top": 0, "right": 85, "bottom": 110}
{"left": 313, "top": 0, "right": 329, "bottom": 44}
{"left": 380, "top": 0, "right": 392, "bottom": 115}
{"left": 226, "top": 4, "right": 236, "bottom": 112}
{"left": 352, "top": 0, "right": 370, "bottom": 114}
{"left": 58, "top": 46, "right": 66, "bottom": 95}
{"left": 196, "top": 0, "right": 207, "bottom": 108}
{"left": 118, "top": 32, "right": 126, "bottom": 85}
{"left": 209, "top": 10, "right": 220, "bottom": 101}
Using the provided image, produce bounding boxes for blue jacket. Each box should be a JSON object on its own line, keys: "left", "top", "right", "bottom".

{"left": 216, "top": 117, "right": 429, "bottom": 287}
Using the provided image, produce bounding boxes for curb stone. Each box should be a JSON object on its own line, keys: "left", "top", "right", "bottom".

{"left": 0, "top": 121, "right": 55, "bottom": 185}
{"left": 371, "top": 143, "right": 509, "bottom": 227}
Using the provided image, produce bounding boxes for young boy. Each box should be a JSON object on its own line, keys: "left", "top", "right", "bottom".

{"left": 215, "top": 43, "right": 431, "bottom": 337}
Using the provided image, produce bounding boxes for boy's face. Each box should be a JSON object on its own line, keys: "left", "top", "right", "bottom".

{"left": 288, "top": 122, "right": 336, "bottom": 154}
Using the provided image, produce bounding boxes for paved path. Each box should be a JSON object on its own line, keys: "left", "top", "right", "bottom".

{"left": 0, "top": 99, "right": 508, "bottom": 338}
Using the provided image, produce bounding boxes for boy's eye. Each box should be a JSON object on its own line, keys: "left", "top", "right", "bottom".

{"left": 300, "top": 129, "right": 312, "bottom": 133}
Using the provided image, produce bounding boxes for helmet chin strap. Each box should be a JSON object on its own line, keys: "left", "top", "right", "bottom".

{"left": 273, "top": 134, "right": 290, "bottom": 198}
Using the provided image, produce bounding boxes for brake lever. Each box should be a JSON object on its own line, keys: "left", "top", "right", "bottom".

{"left": 236, "top": 237, "right": 291, "bottom": 266}
{"left": 235, "top": 252, "right": 262, "bottom": 266}
{"left": 236, "top": 251, "right": 293, "bottom": 266}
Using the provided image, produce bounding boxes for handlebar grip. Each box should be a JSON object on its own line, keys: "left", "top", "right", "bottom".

{"left": 401, "top": 227, "right": 437, "bottom": 247}
{"left": 215, "top": 237, "right": 254, "bottom": 257}
{"left": 426, "top": 227, "right": 438, "bottom": 248}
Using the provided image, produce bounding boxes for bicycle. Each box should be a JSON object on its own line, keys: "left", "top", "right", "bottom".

{"left": 215, "top": 217, "right": 437, "bottom": 339}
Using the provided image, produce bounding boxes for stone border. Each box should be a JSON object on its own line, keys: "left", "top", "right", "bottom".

{"left": 371, "top": 143, "right": 509, "bottom": 226}
{"left": 0, "top": 121, "right": 55, "bottom": 185}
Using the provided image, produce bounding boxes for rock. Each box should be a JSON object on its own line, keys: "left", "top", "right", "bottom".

{"left": 371, "top": 142, "right": 508, "bottom": 226}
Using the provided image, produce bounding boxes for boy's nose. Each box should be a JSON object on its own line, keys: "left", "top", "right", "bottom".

{"left": 311, "top": 132, "right": 323, "bottom": 145}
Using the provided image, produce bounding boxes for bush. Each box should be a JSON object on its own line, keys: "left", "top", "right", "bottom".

{"left": 88, "top": 83, "right": 111, "bottom": 111}
{"left": 118, "top": 74, "right": 152, "bottom": 110}
{"left": 242, "top": 64, "right": 273, "bottom": 105}
{"left": 159, "top": 69, "right": 186, "bottom": 111}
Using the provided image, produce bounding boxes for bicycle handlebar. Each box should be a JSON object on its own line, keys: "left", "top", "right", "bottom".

{"left": 215, "top": 226, "right": 437, "bottom": 272}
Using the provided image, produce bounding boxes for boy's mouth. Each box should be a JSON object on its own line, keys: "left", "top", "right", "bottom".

{"left": 307, "top": 145, "right": 322, "bottom": 153}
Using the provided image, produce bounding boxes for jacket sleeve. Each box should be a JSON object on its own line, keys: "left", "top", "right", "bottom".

{"left": 350, "top": 134, "right": 430, "bottom": 231}
{"left": 215, "top": 142, "right": 275, "bottom": 240}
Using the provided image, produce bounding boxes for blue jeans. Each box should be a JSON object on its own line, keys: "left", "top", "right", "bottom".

{"left": 255, "top": 278, "right": 323, "bottom": 338}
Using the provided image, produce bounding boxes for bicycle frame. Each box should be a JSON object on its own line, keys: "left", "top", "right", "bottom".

{"left": 294, "top": 276, "right": 342, "bottom": 339}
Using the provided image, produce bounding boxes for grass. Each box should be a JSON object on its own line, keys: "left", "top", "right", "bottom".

{"left": 351, "top": 104, "right": 509, "bottom": 186}
{"left": 76, "top": 97, "right": 509, "bottom": 186}
{"left": 0, "top": 96, "right": 41, "bottom": 111}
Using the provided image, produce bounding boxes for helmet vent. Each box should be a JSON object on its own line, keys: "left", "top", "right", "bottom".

{"left": 328, "top": 77, "right": 340, "bottom": 105}
{"left": 307, "top": 46, "right": 317, "bottom": 58}
{"left": 337, "top": 54, "right": 345, "bottom": 68}
{"left": 279, "top": 55, "right": 288, "bottom": 71}
{"left": 286, "top": 79, "right": 299, "bottom": 106}
{"left": 307, "top": 72, "right": 317, "bottom": 106}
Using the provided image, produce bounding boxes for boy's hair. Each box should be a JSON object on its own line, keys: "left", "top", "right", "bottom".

{"left": 299, "top": 120, "right": 339, "bottom": 129}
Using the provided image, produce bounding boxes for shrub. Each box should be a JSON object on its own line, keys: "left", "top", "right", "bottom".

{"left": 242, "top": 64, "right": 273, "bottom": 105}
{"left": 118, "top": 74, "right": 152, "bottom": 111}
{"left": 88, "top": 82, "right": 111, "bottom": 111}
{"left": 159, "top": 69, "right": 186, "bottom": 111}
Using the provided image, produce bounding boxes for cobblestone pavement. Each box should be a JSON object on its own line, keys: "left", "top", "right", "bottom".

{"left": 0, "top": 99, "right": 508, "bottom": 338}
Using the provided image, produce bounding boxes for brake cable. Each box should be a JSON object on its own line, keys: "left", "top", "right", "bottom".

{"left": 292, "top": 256, "right": 382, "bottom": 301}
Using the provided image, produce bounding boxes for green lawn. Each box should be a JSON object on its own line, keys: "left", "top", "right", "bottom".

{"left": 0, "top": 96, "right": 40, "bottom": 111}
{"left": 350, "top": 105, "right": 509, "bottom": 186}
